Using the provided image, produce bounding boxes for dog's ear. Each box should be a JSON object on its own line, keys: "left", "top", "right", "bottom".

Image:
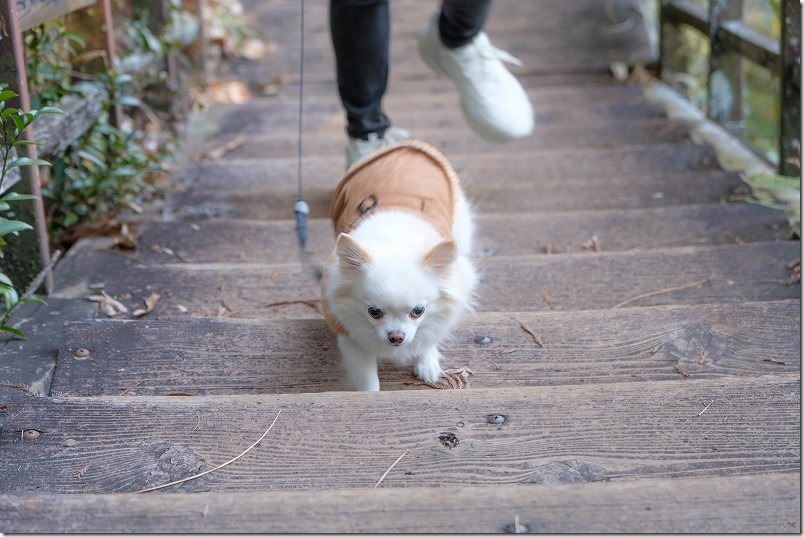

{"left": 422, "top": 239, "right": 457, "bottom": 275}
{"left": 336, "top": 233, "right": 371, "bottom": 269}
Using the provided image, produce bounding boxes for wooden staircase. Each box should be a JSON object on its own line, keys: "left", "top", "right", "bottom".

{"left": 0, "top": 0, "right": 799, "bottom": 532}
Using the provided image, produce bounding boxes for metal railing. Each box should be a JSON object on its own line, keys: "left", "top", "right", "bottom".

{"left": 659, "top": 0, "right": 800, "bottom": 176}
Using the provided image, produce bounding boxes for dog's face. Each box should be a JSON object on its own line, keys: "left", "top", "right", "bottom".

{"left": 331, "top": 233, "right": 458, "bottom": 354}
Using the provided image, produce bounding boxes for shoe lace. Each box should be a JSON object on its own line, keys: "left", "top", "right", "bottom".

{"left": 472, "top": 33, "right": 523, "bottom": 68}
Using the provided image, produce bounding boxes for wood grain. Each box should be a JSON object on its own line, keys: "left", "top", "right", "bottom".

{"left": 0, "top": 474, "right": 799, "bottom": 533}
{"left": 93, "top": 241, "right": 801, "bottom": 320}
{"left": 0, "top": 375, "right": 798, "bottom": 493}
{"left": 130, "top": 203, "right": 789, "bottom": 265}
{"left": 16, "top": 0, "right": 95, "bottom": 31}
{"left": 50, "top": 301, "right": 801, "bottom": 396}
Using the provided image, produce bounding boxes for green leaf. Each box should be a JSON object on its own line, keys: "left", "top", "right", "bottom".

{"left": 0, "top": 192, "right": 37, "bottom": 202}
{"left": 0, "top": 218, "right": 33, "bottom": 236}
{"left": 116, "top": 95, "right": 142, "bottom": 107}
{"left": 10, "top": 114, "right": 24, "bottom": 133}
{"left": 0, "top": 90, "right": 18, "bottom": 102}
{"left": 0, "top": 325, "right": 26, "bottom": 339}
{"left": 20, "top": 296, "right": 47, "bottom": 306}
{"left": 8, "top": 157, "right": 52, "bottom": 169}
{"left": 0, "top": 271, "right": 13, "bottom": 287}
{"left": 33, "top": 106, "right": 66, "bottom": 117}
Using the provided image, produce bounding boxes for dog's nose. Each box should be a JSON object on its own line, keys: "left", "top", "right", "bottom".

{"left": 387, "top": 331, "right": 406, "bottom": 345}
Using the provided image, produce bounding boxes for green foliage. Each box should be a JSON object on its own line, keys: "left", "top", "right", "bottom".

{"left": 0, "top": 86, "right": 63, "bottom": 339}
{"left": 24, "top": 14, "right": 182, "bottom": 241}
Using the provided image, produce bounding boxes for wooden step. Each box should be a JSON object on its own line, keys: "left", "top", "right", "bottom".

{"left": 0, "top": 374, "right": 798, "bottom": 494}
{"left": 196, "top": 84, "right": 667, "bottom": 135}
{"left": 1, "top": 473, "right": 798, "bottom": 533}
{"left": 166, "top": 153, "right": 730, "bottom": 222}
{"left": 50, "top": 300, "right": 800, "bottom": 396}
{"left": 198, "top": 116, "right": 694, "bottom": 160}
{"left": 130, "top": 204, "right": 789, "bottom": 265}
{"left": 89, "top": 241, "right": 799, "bottom": 319}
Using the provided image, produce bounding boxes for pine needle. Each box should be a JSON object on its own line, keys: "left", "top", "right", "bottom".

{"left": 612, "top": 279, "right": 710, "bottom": 309}
{"left": 373, "top": 449, "right": 409, "bottom": 488}
{"left": 134, "top": 409, "right": 281, "bottom": 493}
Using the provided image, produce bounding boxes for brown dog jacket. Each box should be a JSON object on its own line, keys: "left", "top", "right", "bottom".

{"left": 329, "top": 139, "right": 461, "bottom": 239}
{"left": 323, "top": 140, "right": 462, "bottom": 336}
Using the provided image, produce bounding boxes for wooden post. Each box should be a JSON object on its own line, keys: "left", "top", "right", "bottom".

{"left": 0, "top": 0, "right": 53, "bottom": 294}
{"left": 100, "top": 0, "right": 123, "bottom": 128}
{"left": 708, "top": 0, "right": 744, "bottom": 137}
{"left": 779, "top": 0, "right": 801, "bottom": 176}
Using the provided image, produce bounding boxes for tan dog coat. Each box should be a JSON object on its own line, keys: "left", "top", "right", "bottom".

{"left": 322, "top": 140, "right": 462, "bottom": 335}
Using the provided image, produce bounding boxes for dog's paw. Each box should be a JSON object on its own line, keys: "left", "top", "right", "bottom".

{"left": 414, "top": 354, "right": 443, "bottom": 384}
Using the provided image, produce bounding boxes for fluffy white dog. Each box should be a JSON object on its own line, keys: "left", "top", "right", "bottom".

{"left": 321, "top": 140, "right": 478, "bottom": 391}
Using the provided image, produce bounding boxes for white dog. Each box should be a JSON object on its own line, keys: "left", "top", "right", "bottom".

{"left": 321, "top": 140, "right": 478, "bottom": 391}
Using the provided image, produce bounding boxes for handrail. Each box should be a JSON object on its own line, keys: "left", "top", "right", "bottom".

{"left": 16, "top": 0, "right": 96, "bottom": 33}
{"left": 660, "top": 0, "right": 801, "bottom": 176}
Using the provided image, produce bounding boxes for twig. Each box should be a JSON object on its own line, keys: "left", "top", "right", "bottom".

{"left": 118, "top": 379, "right": 145, "bottom": 396}
{"left": 265, "top": 299, "right": 321, "bottom": 312}
{"left": 134, "top": 409, "right": 282, "bottom": 493}
{"left": 23, "top": 250, "right": 62, "bottom": 298}
{"left": 373, "top": 449, "right": 409, "bottom": 489}
{"left": 612, "top": 279, "right": 710, "bottom": 309}
{"left": 699, "top": 400, "right": 714, "bottom": 416}
{"left": 519, "top": 321, "right": 544, "bottom": 347}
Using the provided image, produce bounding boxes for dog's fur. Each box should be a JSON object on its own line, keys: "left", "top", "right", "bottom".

{"left": 322, "top": 141, "right": 477, "bottom": 391}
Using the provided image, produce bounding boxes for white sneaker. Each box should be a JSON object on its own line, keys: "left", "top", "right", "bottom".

{"left": 418, "top": 15, "right": 534, "bottom": 142}
{"left": 345, "top": 127, "right": 409, "bottom": 169}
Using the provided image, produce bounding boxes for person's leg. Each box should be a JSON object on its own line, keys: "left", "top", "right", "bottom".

{"left": 329, "top": 0, "right": 391, "bottom": 140}
{"left": 438, "top": 0, "right": 493, "bottom": 48}
{"left": 418, "top": 1, "right": 534, "bottom": 142}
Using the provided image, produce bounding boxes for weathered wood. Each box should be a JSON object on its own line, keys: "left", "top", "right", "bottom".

{"left": 50, "top": 300, "right": 801, "bottom": 396}
{"left": 0, "top": 297, "right": 98, "bottom": 410}
{"left": 132, "top": 203, "right": 789, "bottom": 265}
{"left": 166, "top": 155, "right": 734, "bottom": 222}
{"left": 200, "top": 119, "right": 696, "bottom": 161}
{"left": 32, "top": 83, "right": 106, "bottom": 157}
{"left": 0, "top": 473, "right": 799, "bottom": 533}
{"left": 0, "top": 375, "right": 798, "bottom": 493}
{"left": 94, "top": 241, "right": 800, "bottom": 319}
{"left": 16, "top": 0, "right": 96, "bottom": 32}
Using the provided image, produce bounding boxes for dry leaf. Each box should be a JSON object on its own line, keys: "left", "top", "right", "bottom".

{"left": 133, "top": 292, "right": 160, "bottom": 317}
{"left": 90, "top": 291, "right": 129, "bottom": 317}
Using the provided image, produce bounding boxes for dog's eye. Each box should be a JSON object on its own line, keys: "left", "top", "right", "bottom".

{"left": 367, "top": 306, "right": 384, "bottom": 319}
{"left": 409, "top": 305, "right": 425, "bottom": 318}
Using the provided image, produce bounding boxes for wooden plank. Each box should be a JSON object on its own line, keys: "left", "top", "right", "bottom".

{"left": 0, "top": 298, "right": 97, "bottom": 407}
{"left": 196, "top": 118, "right": 696, "bottom": 160}
{"left": 193, "top": 83, "right": 661, "bottom": 128}
{"left": 132, "top": 203, "right": 790, "bottom": 265}
{"left": 49, "top": 300, "right": 801, "bottom": 396}
{"left": 218, "top": 0, "right": 653, "bottom": 85}
{"left": 94, "top": 241, "right": 801, "bottom": 319}
{"left": 0, "top": 375, "right": 799, "bottom": 493}
{"left": 476, "top": 241, "right": 800, "bottom": 312}
{"left": 32, "top": 83, "right": 106, "bottom": 156}
{"left": 16, "top": 0, "right": 96, "bottom": 32}
{"left": 166, "top": 158, "right": 734, "bottom": 223}
{"left": 0, "top": 473, "right": 799, "bottom": 533}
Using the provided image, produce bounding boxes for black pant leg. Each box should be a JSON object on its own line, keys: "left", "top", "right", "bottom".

{"left": 329, "top": 0, "right": 391, "bottom": 139}
{"left": 439, "top": 0, "right": 494, "bottom": 48}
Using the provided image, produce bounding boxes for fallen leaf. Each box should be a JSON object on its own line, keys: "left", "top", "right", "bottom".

{"left": 133, "top": 292, "right": 160, "bottom": 317}
{"left": 90, "top": 291, "right": 129, "bottom": 317}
